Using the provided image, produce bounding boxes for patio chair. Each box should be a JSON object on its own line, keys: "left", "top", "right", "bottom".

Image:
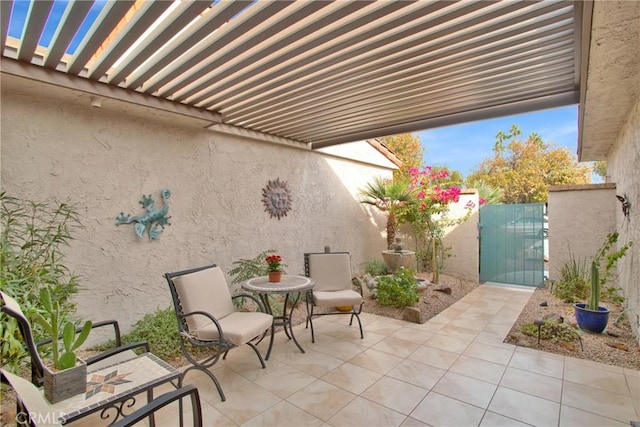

{"left": 304, "top": 251, "right": 364, "bottom": 343}
{"left": 164, "top": 264, "right": 273, "bottom": 401}
{"left": 0, "top": 291, "right": 150, "bottom": 388}
{"left": 1, "top": 369, "right": 203, "bottom": 427}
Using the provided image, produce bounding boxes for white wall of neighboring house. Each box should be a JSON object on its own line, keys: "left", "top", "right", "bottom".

{"left": 0, "top": 75, "right": 394, "bottom": 332}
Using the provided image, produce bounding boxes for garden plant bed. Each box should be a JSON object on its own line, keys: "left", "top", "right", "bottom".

{"left": 505, "top": 282, "right": 640, "bottom": 370}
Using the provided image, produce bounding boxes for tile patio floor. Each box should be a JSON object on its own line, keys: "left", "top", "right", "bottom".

{"left": 75, "top": 283, "right": 640, "bottom": 427}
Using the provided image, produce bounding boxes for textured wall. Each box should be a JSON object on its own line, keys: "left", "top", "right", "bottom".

{"left": 442, "top": 190, "right": 480, "bottom": 282}
{"left": 0, "top": 76, "right": 392, "bottom": 333}
{"left": 548, "top": 184, "right": 617, "bottom": 283}
{"left": 608, "top": 96, "right": 640, "bottom": 341}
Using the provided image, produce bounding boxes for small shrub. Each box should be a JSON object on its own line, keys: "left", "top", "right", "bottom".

{"left": 122, "top": 307, "right": 180, "bottom": 361}
{"left": 364, "top": 259, "right": 388, "bottom": 277}
{"left": 521, "top": 320, "right": 579, "bottom": 343}
{"left": 552, "top": 254, "right": 589, "bottom": 303}
{"left": 376, "top": 267, "right": 419, "bottom": 308}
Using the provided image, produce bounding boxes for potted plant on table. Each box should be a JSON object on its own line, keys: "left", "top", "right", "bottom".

{"left": 266, "top": 254, "right": 283, "bottom": 283}
{"left": 573, "top": 231, "right": 632, "bottom": 333}
{"left": 35, "top": 288, "right": 92, "bottom": 403}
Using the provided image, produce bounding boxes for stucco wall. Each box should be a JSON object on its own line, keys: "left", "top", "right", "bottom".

{"left": 608, "top": 95, "right": 640, "bottom": 341}
{"left": 442, "top": 190, "right": 480, "bottom": 282}
{"left": 0, "top": 75, "right": 392, "bottom": 333}
{"left": 548, "top": 184, "right": 617, "bottom": 283}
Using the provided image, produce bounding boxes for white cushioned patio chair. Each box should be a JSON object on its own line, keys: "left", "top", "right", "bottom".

{"left": 304, "top": 251, "right": 364, "bottom": 343}
{"left": 164, "top": 264, "right": 273, "bottom": 402}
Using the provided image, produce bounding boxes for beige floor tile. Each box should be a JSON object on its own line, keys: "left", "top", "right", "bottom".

{"left": 559, "top": 405, "right": 630, "bottom": 427}
{"left": 390, "top": 326, "right": 434, "bottom": 345}
{"left": 155, "top": 399, "right": 236, "bottom": 427}
{"left": 479, "top": 411, "right": 532, "bottom": 426}
{"left": 363, "top": 319, "right": 405, "bottom": 336}
{"left": 386, "top": 359, "right": 446, "bottom": 390}
{"left": 287, "top": 379, "right": 356, "bottom": 421}
{"left": 450, "top": 316, "right": 489, "bottom": 332}
{"left": 499, "top": 366, "right": 562, "bottom": 402}
{"left": 361, "top": 376, "right": 429, "bottom": 415}
{"left": 399, "top": 416, "right": 432, "bottom": 426}
{"left": 407, "top": 320, "right": 448, "bottom": 334}
{"left": 463, "top": 342, "right": 514, "bottom": 366}
{"left": 241, "top": 400, "right": 323, "bottom": 427}
{"left": 564, "top": 360, "right": 629, "bottom": 395}
{"left": 279, "top": 349, "right": 344, "bottom": 378}
{"left": 341, "top": 329, "right": 387, "bottom": 347}
{"left": 321, "top": 362, "right": 382, "bottom": 394}
{"left": 250, "top": 361, "right": 317, "bottom": 399}
{"left": 312, "top": 338, "right": 366, "bottom": 361}
{"left": 450, "top": 355, "right": 507, "bottom": 384}
{"left": 473, "top": 330, "right": 511, "bottom": 346}
{"left": 372, "top": 336, "right": 420, "bottom": 358}
{"left": 488, "top": 387, "right": 559, "bottom": 426}
{"left": 425, "top": 333, "right": 472, "bottom": 354}
{"left": 408, "top": 345, "right": 459, "bottom": 370}
{"left": 347, "top": 348, "right": 403, "bottom": 375}
{"left": 433, "top": 371, "right": 497, "bottom": 409}
{"left": 562, "top": 381, "right": 638, "bottom": 423}
{"left": 508, "top": 349, "right": 564, "bottom": 379}
{"left": 327, "top": 396, "right": 407, "bottom": 427}
{"left": 211, "top": 384, "right": 282, "bottom": 425}
{"left": 410, "top": 391, "right": 485, "bottom": 427}
{"left": 564, "top": 356, "right": 624, "bottom": 374}
{"left": 437, "top": 324, "right": 479, "bottom": 341}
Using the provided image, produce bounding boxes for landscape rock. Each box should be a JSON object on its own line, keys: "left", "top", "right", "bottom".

{"left": 434, "top": 286, "right": 452, "bottom": 295}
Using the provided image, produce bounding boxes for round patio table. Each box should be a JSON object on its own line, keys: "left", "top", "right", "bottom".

{"left": 242, "top": 275, "right": 314, "bottom": 360}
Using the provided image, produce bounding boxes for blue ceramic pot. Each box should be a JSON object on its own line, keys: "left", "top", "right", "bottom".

{"left": 573, "top": 303, "right": 610, "bottom": 333}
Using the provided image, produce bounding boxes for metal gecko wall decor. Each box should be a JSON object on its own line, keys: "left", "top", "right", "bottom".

{"left": 116, "top": 189, "right": 171, "bottom": 240}
{"left": 262, "top": 178, "right": 292, "bottom": 220}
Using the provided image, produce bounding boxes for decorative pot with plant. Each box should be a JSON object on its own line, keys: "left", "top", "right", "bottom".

{"left": 573, "top": 231, "right": 632, "bottom": 334}
{"left": 35, "top": 288, "right": 92, "bottom": 403}
{"left": 266, "top": 254, "right": 283, "bottom": 282}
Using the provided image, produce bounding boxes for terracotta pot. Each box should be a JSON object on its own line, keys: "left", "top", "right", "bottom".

{"left": 268, "top": 271, "right": 282, "bottom": 283}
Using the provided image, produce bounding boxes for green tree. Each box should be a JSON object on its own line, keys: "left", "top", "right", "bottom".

{"left": 380, "top": 134, "right": 424, "bottom": 180}
{"left": 467, "top": 126, "right": 591, "bottom": 203}
{"left": 359, "top": 177, "right": 412, "bottom": 249}
{"left": 593, "top": 161, "right": 607, "bottom": 180}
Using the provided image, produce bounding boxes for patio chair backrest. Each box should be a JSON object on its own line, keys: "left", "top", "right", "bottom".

{"left": 0, "top": 291, "right": 47, "bottom": 386}
{"left": 305, "top": 252, "right": 353, "bottom": 292}
{"left": 169, "top": 265, "right": 235, "bottom": 333}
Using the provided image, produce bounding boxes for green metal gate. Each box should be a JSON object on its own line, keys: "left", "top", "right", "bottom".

{"left": 479, "top": 203, "right": 546, "bottom": 287}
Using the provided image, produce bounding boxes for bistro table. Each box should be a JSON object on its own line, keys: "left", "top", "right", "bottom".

{"left": 242, "top": 275, "right": 315, "bottom": 360}
{"left": 47, "top": 352, "right": 180, "bottom": 425}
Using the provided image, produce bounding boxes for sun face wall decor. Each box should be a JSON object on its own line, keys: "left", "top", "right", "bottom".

{"left": 262, "top": 178, "right": 292, "bottom": 220}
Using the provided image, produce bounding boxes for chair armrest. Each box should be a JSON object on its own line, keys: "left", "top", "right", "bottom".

{"left": 36, "top": 319, "right": 124, "bottom": 349}
{"left": 85, "top": 341, "right": 150, "bottom": 366}
{"left": 111, "top": 385, "right": 202, "bottom": 427}
{"left": 232, "top": 293, "right": 267, "bottom": 313}
{"left": 179, "top": 311, "right": 228, "bottom": 346}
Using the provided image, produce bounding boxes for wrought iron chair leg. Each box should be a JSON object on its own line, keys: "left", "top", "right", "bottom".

{"left": 247, "top": 342, "right": 266, "bottom": 368}
{"left": 182, "top": 365, "right": 226, "bottom": 402}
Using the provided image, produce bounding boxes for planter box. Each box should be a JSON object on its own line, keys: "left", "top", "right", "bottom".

{"left": 44, "top": 359, "right": 87, "bottom": 403}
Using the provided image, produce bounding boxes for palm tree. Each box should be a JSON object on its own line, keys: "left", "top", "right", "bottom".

{"left": 359, "top": 177, "right": 412, "bottom": 249}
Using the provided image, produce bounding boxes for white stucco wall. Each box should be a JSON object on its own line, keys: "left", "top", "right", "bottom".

{"left": 608, "top": 96, "right": 640, "bottom": 341}
{"left": 548, "top": 184, "right": 618, "bottom": 283}
{"left": 442, "top": 190, "right": 480, "bottom": 282}
{"left": 0, "top": 75, "right": 392, "bottom": 332}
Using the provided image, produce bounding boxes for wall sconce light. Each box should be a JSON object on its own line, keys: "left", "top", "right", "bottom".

{"left": 90, "top": 96, "right": 102, "bottom": 108}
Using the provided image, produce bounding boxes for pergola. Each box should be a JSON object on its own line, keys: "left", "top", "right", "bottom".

{"left": 1, "top": 1, "right": 637, "bottom": 158}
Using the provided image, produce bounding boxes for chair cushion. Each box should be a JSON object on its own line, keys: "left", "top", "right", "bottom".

{"left": 171, "top": 266, "right": 235, "bottom": 333}
{"left": 313, "top": 289, "right": 363, "bottom": 308}
{"left": 307, "top": 253, "right": 353, "bottom": 292}
{"left": 193, "top": 311, "right": 273, "bottom": 346}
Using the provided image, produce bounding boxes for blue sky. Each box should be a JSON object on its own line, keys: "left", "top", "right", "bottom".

{"left": 417, "top": 105, "right": 580, "bottom": 177}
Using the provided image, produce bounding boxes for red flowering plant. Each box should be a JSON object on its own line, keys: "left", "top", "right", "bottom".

{"left": 265, "top": 254, "right": 283, "bottom": 272}
{"left": 395, "top": 166, "right": 471, "bottom": 283}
